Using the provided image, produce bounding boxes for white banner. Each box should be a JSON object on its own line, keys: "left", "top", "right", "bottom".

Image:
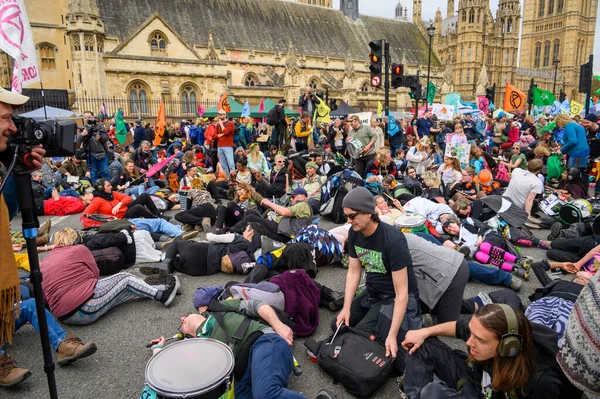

{"left": 350, "top": 112, "right": 373, "bottom": 126}
{"left": 431, "top": 103, "right": 455, "bottom": 121}
{"left": 0, "top": 0, "right": 40, "bottom": 92}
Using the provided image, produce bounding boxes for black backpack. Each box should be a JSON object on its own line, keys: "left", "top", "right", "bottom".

{"left": 322, "top": 185, "right": 348, "bottom": 224}
{"left": 267, "top": 107, "right": 279, "bottom": 126}
{"left": 305, "top": 324, "right": 394, "bottom": 398}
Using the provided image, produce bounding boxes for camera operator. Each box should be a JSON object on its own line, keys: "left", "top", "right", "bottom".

{"left": 77, "top": 111, "right": 110, "bottom": 183}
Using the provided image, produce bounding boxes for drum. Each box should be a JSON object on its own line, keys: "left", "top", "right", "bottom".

{"left": 394, "top": 214, "right": 428, "bottom": 234}
{"left": 559, "top": 199, "right": 593, "bottom": 224}
{"left": 346, "top": 137, "right": 364, "bottom": 159}
{"left": 141, "top": 338, "right": 234, "bottom": 399}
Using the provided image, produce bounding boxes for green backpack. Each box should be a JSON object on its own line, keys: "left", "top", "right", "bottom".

{"left": 546, "top": 153, "right": 565, "bottom": 180}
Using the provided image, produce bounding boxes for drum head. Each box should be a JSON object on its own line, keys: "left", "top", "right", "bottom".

{"left": 394, "top": 214, "right": 426, "bottom": 228}
{"left": 559, "top": 204, "right": 581, "bottom": 224}
{"left": 145, "top": 338, "right": 234, "bottom": 397}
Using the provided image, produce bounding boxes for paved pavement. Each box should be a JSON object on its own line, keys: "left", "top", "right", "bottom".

{"left": 3, "top": 211, "right": 557, "bottom": 399}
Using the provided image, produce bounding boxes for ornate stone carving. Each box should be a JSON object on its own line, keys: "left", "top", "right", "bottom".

{"left": 344, "top": 52, "right": 355, "bottom": 79}
{"left": 205, "top": 31, "right": 218, "bottom": 61}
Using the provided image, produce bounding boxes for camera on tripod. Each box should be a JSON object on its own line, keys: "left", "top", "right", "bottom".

{"left": 8, "top": 116, "right": 76, "bottom": 170}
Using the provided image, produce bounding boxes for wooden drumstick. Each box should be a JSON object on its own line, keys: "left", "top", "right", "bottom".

{"left": 383, "top": 193, "right": 405, "bottom": 213}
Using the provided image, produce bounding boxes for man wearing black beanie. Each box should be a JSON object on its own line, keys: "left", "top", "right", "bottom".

{"left": 334, "top": 187, "right": 421, "bottom": 372}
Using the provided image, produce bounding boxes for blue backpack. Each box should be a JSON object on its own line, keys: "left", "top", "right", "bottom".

{"left": 188, "top": 125, "right": 198, "bottom": 139}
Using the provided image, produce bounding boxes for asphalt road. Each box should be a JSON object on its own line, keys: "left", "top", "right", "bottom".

{"left": 3, "top": 210, "right": 558, "bottom": 399}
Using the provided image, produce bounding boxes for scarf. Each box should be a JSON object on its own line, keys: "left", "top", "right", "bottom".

{"left": 0, "top": 194, "right": 19, "bottom": 345}
{"left": 93, "top": 190, "right": 114, "bottom": 202}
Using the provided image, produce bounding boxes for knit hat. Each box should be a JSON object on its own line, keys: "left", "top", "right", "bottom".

{"left": 193, "top": 286, "right": 223, "bottom": 309}
{"left": 557, "top": 272, "right": 600, "bottom": 396}
{"left": 584, "top": 113, "right": 598, "bottom": 124}
{"left": 305, "top": 162, "right": 318, "bottom": 170}
{"left": 342, "top": 186, "right": 376, "bottom": 214}
{"left": 478, "top": 169, "right": 493, "bottom": 186}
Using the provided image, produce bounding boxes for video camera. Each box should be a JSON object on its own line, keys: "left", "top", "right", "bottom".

{"left": 8, "top": 116, "right": 76, "bottom": 170}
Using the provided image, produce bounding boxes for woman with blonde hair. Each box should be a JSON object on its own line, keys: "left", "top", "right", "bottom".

{"left": 254, "top": 153, "right": 290, "bottom": 199}
{"left": 421, "top": 170, "right": 446, "bottom": 204}
{"left": 247, "top": 142, "right": 270, "bottom": 177}
{"left": 555, "top": 113, "right": 590, "bottom": 168}
{"left": 437, "top": 155, "right": 462, "bottom": 186}
{"left": 406, "top": 137, "right": 434, "bottom": 175}
{"left": 40, "top": 228, "right": 179, "bottom": 325}
{"left": 365, "top": 147, "right": 397, "bottom": 179}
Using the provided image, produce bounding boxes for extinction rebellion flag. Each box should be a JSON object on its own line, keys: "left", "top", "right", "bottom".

{"left": 532, "top": 87, "right": 556, "bottom": 107}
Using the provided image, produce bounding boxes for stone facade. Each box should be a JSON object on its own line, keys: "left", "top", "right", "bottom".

{"left": 516, "top": 0, "right": 598, "bottom": 102}
{"left": 416, "top": 0, "right": 521, "bottom": 103}
{"left": 297, "top": 0, "right": 332, "bottom": 7}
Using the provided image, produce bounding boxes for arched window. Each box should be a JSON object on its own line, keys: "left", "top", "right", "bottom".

{"left": 72, "top": 36, "right": 80, "bottom": 52}
{"left": 181, "top": 85, "right": 197, "bottom": 114}
{"left": 468, "top": 9, "right": 475, "bottom": 23}
{"left": 128, "top": 81, "right": 149, "bottom": 114}
{"left": 360, "top": 81, "right": 370, "bottom": 92}
{"left": 557, "top": 0, "right": 564, "bottom": 12}
{"left": 539, "top": 0, "right": 545, "bottom": 17}
{"left": 84, "top": 35, "right": 94, "bottom": 52}
{"left": 548, "top": 0, "right": 554, "bottom": 14}
{"left": 507, "top": 18, "right": 513, "bottom": 33}
{"left": 243, "top": 73, "right": 259, "bottom": 87}
{"left": 150, "top": 32, "right": 167, "bottom": 51}
{"left": 477, "top": 10, "right": 481, "bottom": 23}
{"left": 462, "top": 10, "right": 466, "bottom": 22}
{"left": 534, "top": 42, "right": 541, "bottom": 68}
{"left": 459, "top": 70, "right": 463, "bottom": 84}
{"left": 38, "top": 43, "right": 56, "bottom": 70}
{"left": 466, "top": 68, "right": 471, "bottom": 83}
{"left": 553, "top": 39, "right": 560, "bottom": 61}
{"left": 308, "top": 78, "right": 319, "bottom": 91}
{"left": 467, "top": 46, "right": 471, "bottom": 61}
{"left": 97, "top": 39, "right": 103, "bottom": 53}
{"left": 543, "top": 40, "right": 551, "bottom": 67}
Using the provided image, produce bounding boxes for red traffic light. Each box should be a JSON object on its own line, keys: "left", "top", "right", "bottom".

{"left": 393, "top": 65, "right": 402, "bottom": 75}
{"left": 371, "top": 76, "right": 381, "bottom": 87}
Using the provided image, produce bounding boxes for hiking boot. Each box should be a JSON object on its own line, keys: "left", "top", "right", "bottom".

{"left": 0, "top": 354, "right": 31, "bottom": 388}
{"left": 327, "top": 291, "right": 344, "bottom": 311}
{"left": 139, "top": 262, "right": 170, "bottom": 276}
{"left": 509, "top": 277, "right": 523, "bottom": 292}
{"left": 144, "top": 274, "right": 181, "bottom": 295}
{"left": 513, "top": 265, "right": 530, "bottom": 280}
{"left": 36, "top": 234, "right": 49, "bottom": 247}
{"left": 181, "top": 224, "right": 193, "bottom": 232}
{"left": 516, "top": 256, "right": 534, "bottom": 270}
{"left": 201, "top": 218, "right": 213, "bottom": 234}
{"left": 57, "top": 333, "right": 97, "bottom": 366}
{"left": 547, "top": 222, "right": 564, "bottom": 241}
{"left": 156, "top": 275, "right": 180, "bottom": 307}
{"left": 38, "top": 219, "right": 51, "bottom": 236}
{"left": 182, "top": 231, "right": 199, "bottom": 240}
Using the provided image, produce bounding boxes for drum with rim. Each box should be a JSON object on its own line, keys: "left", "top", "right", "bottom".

{"left": 141, "top": 338, "right": 234, "bottom": 399}
{"left": 394, "top": 214, "right": 428, "bottom": 234}
{"left": 559, "top": 199, "right": 593, "bottom": 225}
{"left": 346, "top": 136, "right": 364, "bottom": 159}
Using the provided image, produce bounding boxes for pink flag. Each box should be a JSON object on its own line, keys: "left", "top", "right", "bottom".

{"left": 477, "top": 96, "right": 490, "bottom": 114}
{"left": 197, "top": 103, "right": 205, "bottom": 117}
{"left": 258, "top": 98, "right": 265, "bottom": 113}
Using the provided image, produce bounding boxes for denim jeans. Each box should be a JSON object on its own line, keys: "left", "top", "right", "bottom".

{"left": 129, "top": 185, "right": 159, "bottom": 197}
{"left": 567, "top": 155, "right": 588, "bottom": 169}
{"left": 88, "top": 154, "right": 110, "bottom": 183}
{"left": 0, "top": 298, "right": 66, "bottom": 355}
{"left": 129, "top": 217, "right": 183, "bottom": 237}
{"left": 235, "top": 334, "right": 306, "bottom": 399}
{"left": 467, "top": 261, "right": 512, "bottom": 287}
{"left": 44, "top": 187, "right": 80, "bottom": 199}
{"left": 218, "top": 146, "right": 235, "bottom": 177}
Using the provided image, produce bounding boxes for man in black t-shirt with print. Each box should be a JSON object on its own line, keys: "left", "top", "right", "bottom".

{"left": 335, "top": 187, "right": 421, "bottom": 370}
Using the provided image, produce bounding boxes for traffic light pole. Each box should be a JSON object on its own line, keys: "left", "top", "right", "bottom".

{"left": 528, "top": 78, "right": 535, "bottom": 115}
{"left": 415, "top": 70, "right": 421, "bottom": 119}
{"left": 384, "top": 41, "right": 390, "bottom": 140}
{"left": 585, "top": 55, "right": 593, "bottom": 116}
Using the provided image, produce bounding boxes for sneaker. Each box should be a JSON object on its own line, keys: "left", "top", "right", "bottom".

{"left": 181, "top": 224, "right": 193, "bottom": 232}
{"left": 458, "top": 246, "right": 471, "bottom": 258}
{"left": 422, "top": 313, "right": 434, "bottom": 327}
{"left": 144, "top": 274, "right": 182, "bottom": 295}
{"left": 509, "top": 277, "right": 523, "bottom": 292}
{"left": 327, "top": 291, "right": 344, "bottom": 311}
{"left": 57, "top": 333, "right": 97, "bottom": 366}
{"left": 476, "top": 292, "right": 493, "bottom": 306}
{"left": 524, "top": 221, "right": 540, "bottom": 229}
{"left": 194, "top": 224, "right": 204, "bottom": 232}
{"left": 182, "top": 231, "right": 199, "bottom": 240}
{"left": 201, "top": 218, "right": 213, "bottom": 234}
{"left": 514, "top": 265, "right": 530, "bottom": 280}
{"left": 538, "top": 240, "right": 551, "bottom": 250}
{"left": 0, "top": 354, "right": 31, "bottom": 387}
{"left": 547, "top": 222, "right": 564, "bottom": 241}
{"left": 157, "top": 275, "right": 180, "bottom": 307}
{"left": 38, "top": 219, "right": 51, "bottom": 236}
{"left": 528, "top": 216, "right": 543, "bottom": 224}
{"left": 139, "top": 263, "right": 170, "bottom": 276}
{"left": 516, "top": 256, "right": 534, "bottom": 269}
{"left": 316, "top": 389, "right": 338, "bottom": 399}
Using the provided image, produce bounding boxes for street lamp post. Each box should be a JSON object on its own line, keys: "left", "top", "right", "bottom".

{"left": 426, "top": 22, "right": 436, "bottom": 111}
{"left": 552, "top": 57, "right": 560, "bottom": 98}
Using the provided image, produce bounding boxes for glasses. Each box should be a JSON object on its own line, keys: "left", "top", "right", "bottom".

{"left": 345, "top": 212, "right": 362, "bottom": 221}
{"left": 276, "top": 160, "right": 284, "bottom": 163}
{"left": 512, "top": 147, "right": 520, "bottom": 150}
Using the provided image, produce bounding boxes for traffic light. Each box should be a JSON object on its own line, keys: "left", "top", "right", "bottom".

{"left": 485, "top": 86, "right": 495, "bottom": 104}
{"left": 527, "top": 83, "right": 537, "bottom": 106}
{"left": 580, "top": 60, "right": 592, "bottom": 93}
{"left": 368, "top": 40, "right": 383, "bottom": 88}
{"left": 402, "top": 75, "right": 420, "bottom": 100}
{"left": 391, "top": 64, "right": 404, "bottom": 88}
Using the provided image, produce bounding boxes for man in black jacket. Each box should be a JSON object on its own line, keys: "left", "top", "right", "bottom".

{"left": 133, "top": 120, "right": 146, "bottom": 149}
{"left": 271, "top": 98, "right": 287, "bottom": 149}
{"left": 77, "top": 111, "right": 110, "bottom": 183}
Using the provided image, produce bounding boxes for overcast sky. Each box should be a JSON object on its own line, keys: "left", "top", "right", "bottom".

{"left": 331, "top": 0, "right": 600, "bottom": 73}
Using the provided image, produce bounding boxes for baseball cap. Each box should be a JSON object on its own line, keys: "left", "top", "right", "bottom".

{"left": 0, "top": 87, "right": 29, "bottom": 106}
{"left": 287, "top": 187, "right": 308, "bottom": 197}
{"left": 348, "top": 115, "right": 361, "bottom": 122}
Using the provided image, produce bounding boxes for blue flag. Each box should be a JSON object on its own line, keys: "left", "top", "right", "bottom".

{"left": 241, "top": 100, "right": 251, "bottom": 117}
{"left": 387, "top": 111, "right": 400, "bottom": 137}
{"left": 559, "top": 99, "right": 570, "bottom": 115}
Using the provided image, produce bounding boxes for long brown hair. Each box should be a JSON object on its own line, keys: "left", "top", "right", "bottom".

{"left": 235, "top": 181, "right": 255, "bottom": 201}
{"left": 470, "top": 304, "right": 535, "bottom": 394}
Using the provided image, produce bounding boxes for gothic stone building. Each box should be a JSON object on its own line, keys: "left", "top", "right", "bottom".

{"left": 6, "top": 0, "right": 443, "bottom": 119}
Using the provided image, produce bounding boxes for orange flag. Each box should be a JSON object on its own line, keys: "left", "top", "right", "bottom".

{"left": 503, "top": 83, "right": 526, "bottom": 113}
{"left": 217, "top": 92, "right": 232, "bottom": 113}
{"left": 153, "top": 101, "right": 167, "bottom": 146}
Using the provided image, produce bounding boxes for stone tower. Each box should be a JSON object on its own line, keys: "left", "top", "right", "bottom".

{"left": 517, "top": 0, "right": 598, "bottom": 101}
{"left": 447, "top": 0, "right": 455, "bottom": 17}
{"left": 340, "top": 0, "right": 359, "bottom": 20}
{"left": 66, "top": 0, "right": 107, "bottom": 98}
{"left": 395, "top": 0, "right": 403, "bottom": 19}
{"left": 495, "top": 0, "right": 521, "bottom": 101}
{"left": 297, "top": 0, "right": 332, "bottom": 7}
{"left": 412, "top": 0, "right": 422, "bottom": 23}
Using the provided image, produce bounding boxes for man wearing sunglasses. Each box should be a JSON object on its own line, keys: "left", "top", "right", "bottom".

{"left": 216, "top": 110, "right": 235, "bottom": 177}
{"left": 336, "top": 187, "right": 421, "bottom": 373}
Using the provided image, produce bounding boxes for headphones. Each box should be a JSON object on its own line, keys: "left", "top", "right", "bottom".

{"left": 94, "top": 178, "right": 108, "bottom": 193}
{"left": 73, "top": 230, "right": 82, "bottom": 246}
{"left": 497, "top": 304, "right": 523, "bottom": 357}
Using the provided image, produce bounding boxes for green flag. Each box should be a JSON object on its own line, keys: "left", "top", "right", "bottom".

{"left": 427, "top": 81, "right": 436, "bottom": 104}
{"left": 542, "top": 121, "right": 556, "bottom": 132}
{"left": 532, "top": 87, "right": 556, "bottom": 107}
{"left": 115, "top": 108, "right": 127, "bottom": 145}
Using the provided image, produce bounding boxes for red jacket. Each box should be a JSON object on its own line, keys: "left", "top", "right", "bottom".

{"left": 217, "top": 121, "right": 235, "bottom": 147}
{"left": 44, "top": 196, "right": 85, "bottom": 216}
{"left": 81, "top": 191, "right": 132, "bottom": 220}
